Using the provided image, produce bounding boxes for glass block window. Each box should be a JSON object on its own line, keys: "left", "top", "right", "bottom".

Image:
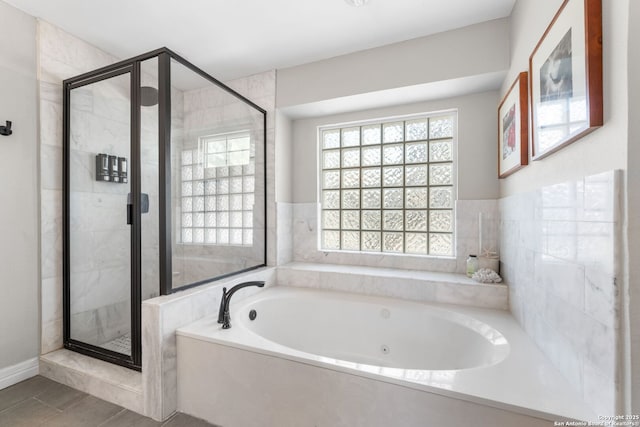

{"left": 181, "top": 131, "right": 254, "bottom": 246}
{"left": 320, "top": 113, "right": 456, "bottom": 256}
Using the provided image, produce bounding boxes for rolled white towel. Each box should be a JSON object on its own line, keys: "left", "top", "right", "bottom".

{"left": 472, "top": 268, "right": 503, "bottom": 283}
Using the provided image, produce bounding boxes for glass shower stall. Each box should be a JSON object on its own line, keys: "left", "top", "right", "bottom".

{"left": 62, "top": 48, "right": 267, "bottom": 370}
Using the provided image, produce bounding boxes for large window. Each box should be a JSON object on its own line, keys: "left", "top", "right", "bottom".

{"left": 319, "top": 113, "right": 456, "bottom": 256}
{"left": 180, "top": 131, "right": 254, "bottom": 246}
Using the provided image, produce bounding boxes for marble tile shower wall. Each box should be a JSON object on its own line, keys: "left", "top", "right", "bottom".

{"left": 276, "top": 202, "right": 294, "bottom": 265}
{"left": 39, "top": 20, "right": 125, "bottom": 353}
{"left": 291, "top": 199, "right": 499, "bottom": 274}
{"left": 499, "top": 171, "right": 620, "bottom": 416}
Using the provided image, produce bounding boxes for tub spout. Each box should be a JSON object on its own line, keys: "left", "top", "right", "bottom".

{"left": 217, "top": 281, "right": 265, "bottom": 329}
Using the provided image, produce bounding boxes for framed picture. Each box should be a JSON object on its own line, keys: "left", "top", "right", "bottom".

{"left": 529, "top": 0, "right": 603, "bottom": 160}
{"left": 498, "top": 72, "right": 529, "bottom": 178}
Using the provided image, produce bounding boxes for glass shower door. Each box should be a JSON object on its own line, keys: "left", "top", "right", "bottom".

{"left": 63, "top": 47, "right": 265, "bottom": 369}
{"left": 67, "top": 68, "right": 134, "bottom": 360}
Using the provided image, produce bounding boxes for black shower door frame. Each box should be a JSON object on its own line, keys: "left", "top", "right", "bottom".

{"left": 63, "top": 61, "right": 143, "bottom": 370}
{"left": 62, "top": 48, "right": 267, "bottom": 370}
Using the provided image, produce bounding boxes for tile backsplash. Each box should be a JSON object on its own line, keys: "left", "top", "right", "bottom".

{"left": 500, "top": 170, "right": 620, "bottom": 416}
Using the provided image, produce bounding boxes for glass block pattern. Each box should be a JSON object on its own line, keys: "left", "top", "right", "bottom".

{"left": 319, "top": 114, "right": 455, "bottom": 255}
{"left": 180, "top": 131, "right": 255, "bottom": 246}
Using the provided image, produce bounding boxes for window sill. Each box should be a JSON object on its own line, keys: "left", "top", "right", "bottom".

{"left": 318, "top": 248, "right": 456, "bottom": 260}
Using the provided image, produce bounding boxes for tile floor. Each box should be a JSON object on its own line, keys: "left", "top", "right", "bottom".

{"left": 0, "top": 376, "right": 216, "bottom": 427}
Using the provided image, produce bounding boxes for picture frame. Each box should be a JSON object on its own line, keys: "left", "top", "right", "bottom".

{"left": 529, "top": 0, "right": 603, "bottom": 160}
{"left": 498, "top": 72, "right": 529, "bottom": 178}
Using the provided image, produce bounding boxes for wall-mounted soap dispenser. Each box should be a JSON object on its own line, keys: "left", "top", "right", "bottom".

{"left": 97, "top": 153, "right": 129, "bottom": 183}
{"left": 109, "top": 155, "right": 120, "bottom": 183}
{"left": 96, "top": 154, "right": 110, "bottom": 181}
{"left": 118, "top": 157, "right": 128, "bottom": 183}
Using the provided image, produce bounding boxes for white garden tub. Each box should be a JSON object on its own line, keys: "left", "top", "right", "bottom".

{"left": 177, "top": 287, "right": 594, "bottom": 426}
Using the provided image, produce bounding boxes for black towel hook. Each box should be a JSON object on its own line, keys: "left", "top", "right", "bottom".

{"left": 0, "top": 121, "right": 12, "bottom": 136}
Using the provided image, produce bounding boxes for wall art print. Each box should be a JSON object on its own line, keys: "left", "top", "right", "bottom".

{"left": 529, "top": 0, "right": 603, "bottom": 160}
{"left": 498, "top": 72, "right": 528, "bottom": 178}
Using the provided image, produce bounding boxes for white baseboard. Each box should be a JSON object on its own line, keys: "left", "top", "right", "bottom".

{"left": 0, "top": 358, "right": 39, "bottom": 390}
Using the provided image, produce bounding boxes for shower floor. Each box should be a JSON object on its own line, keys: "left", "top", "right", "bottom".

{"left": 101, "top": 333, "right": 131, "bottom": 354}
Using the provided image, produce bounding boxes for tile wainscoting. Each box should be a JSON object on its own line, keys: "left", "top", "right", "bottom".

{"left": 499, "top": 171, "right": 621, "bottom": 415}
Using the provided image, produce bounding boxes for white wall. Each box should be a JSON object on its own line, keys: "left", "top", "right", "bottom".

{"left": 275, "top": 109, "right": 293, "bottom": 265}
{"left": 0, "top": 0, "right": 39, "bottom": 378}
{"left": 277, "top": 18, "right": 509, "bottom": 108}
{"left": 275, "top": 109, "right": 293, "bottom": 203}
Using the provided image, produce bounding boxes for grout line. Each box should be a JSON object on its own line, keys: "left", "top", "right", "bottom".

{"left": 51, "top": 392, "right": 91, "bottom": 413}
{"left": 32, "top": 397, "right": 63, "bottom": 425}
{"left": 97, "top": 408, "right": 128, "bottom": 427}
{"left": 0, "top": 385, "right": 42, "bottom": 416}
{"left": 0, "top": 380, "right": 47, "bottom": 416}
{"left": 0, "top": 398, "right": 31, "bottom": 416}
{"left": 32, "top": 396, "right": 64, "bottom": 413}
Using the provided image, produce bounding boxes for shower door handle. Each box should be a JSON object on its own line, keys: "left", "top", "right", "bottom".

{"left": 127, "top": 203, "right": 133, "bottom": 225}
{"left": 126, "top": 193, "right": 149, "bottom": 225}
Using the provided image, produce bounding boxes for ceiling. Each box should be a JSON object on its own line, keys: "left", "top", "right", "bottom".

{"left": 6, "top": 0, "right": 515, "bottom": 82}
